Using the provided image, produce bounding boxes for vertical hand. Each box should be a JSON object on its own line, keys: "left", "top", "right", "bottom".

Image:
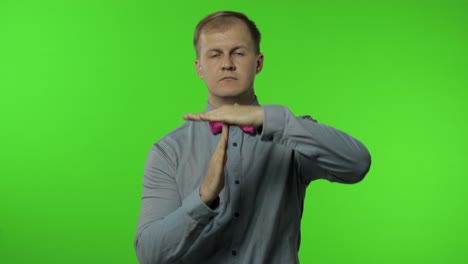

{"left": 199, "top": 124, "right": 229, "bottom": 206}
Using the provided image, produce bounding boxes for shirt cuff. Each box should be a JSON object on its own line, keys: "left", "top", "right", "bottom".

{"left": 260, "top": 105, "right": 287, "bottom": 142}
{"left": 181, "top": 189, "right": 219, "bottom": 225}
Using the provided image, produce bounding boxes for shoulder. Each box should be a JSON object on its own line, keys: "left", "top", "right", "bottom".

{"left": 297, "top": 115, "right": 318, "bottom": 122}
{"left": 155, "top": 121, "right": 206, "bottom": 151}
{"left": 165, "top": 121, "right": 192, "bottom": 140}
{"left": 147, "top": 122, "right": 194, "bottom": 168}
{"left": 156, "top": 121, "right": 190, "bottom": 146}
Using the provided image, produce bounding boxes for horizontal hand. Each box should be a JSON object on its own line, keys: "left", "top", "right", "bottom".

{"left": 183, "top": 105, "right": 264, "bottom": 127}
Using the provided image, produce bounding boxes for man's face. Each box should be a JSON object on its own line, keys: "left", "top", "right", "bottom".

{"left": 195, "top": 20, "right": 263, "bottom": 104}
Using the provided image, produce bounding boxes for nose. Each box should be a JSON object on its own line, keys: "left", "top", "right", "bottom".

{"left": 221, "top": 57, "right": 236, "bottom": 71}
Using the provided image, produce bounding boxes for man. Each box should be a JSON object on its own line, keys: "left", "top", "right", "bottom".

{"left": 135, "top": 11, "right": 371, "bottom": 264}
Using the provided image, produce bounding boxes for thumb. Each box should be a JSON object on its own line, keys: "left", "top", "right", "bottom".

{"left": 221, "top": 123, "right": 229, "bottom": 142}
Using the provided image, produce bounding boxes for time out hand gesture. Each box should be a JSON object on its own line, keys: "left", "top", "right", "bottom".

{"left": 199, "top": 123, "right": 229, "bottom": 206}
{"left": 183, "top": 105, "right": 264, "bottom": 128}
{"left": 187, "top": 104, "right": 263, "bottom": 206}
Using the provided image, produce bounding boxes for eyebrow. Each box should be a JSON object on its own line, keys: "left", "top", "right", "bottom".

{"left": 206, "top": 45, "right": 248, "bottom": 53}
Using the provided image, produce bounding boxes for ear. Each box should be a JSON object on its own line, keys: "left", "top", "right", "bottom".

{"left": 255, "top": 53, "right": 264, "bottom": 74}
{"left": 195, "top": 59, "right": 204, "bottom": 79}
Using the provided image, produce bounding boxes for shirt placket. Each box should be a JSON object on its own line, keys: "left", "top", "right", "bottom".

{"left": 227, "top": 126, "right": 244, "bottom": 262}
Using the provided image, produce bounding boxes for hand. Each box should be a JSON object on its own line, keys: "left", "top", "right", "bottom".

{"left": 183, "top": 104, "right": 264, "bottom": 127}
{"left": 199, "top": 123, "right": 229, "bottom": 206}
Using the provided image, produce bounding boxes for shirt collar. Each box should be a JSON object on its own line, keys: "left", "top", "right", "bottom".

{"left": 205, "top": 96, "right": 260, "bottom": 111}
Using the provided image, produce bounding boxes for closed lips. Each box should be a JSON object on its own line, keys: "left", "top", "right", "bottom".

{"left": 220, "top": 77, "right": 237, "bottom": 81}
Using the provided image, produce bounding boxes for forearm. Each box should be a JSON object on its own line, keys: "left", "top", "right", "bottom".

{"left": 135, "top": 190, "right": 218, "bottom": 264}
{"left": 260, "top": 105, "right": 371, "bottom": 183}
{"left": 135, "top": 143, "right": 219, "bottom": 263}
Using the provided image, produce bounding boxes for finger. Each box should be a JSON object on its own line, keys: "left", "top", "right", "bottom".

{"left": 182, "top": 113, "right": 203, "bottom": 121}
{"left": 216, "top": 124, "right": 229, "bottom": 150}
{"left": 214, "top": 124, "right": 229, "bottom": 158}
{"left": 199, "top": 111, "right": 224, "bottom": 122}
{"left": 221, "top": 123, "right": 229, "bottom": 141}
{"left": 183, "top": 112, "right": 222, "bottom": 122}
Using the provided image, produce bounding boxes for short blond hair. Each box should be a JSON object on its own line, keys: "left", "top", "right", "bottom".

{"left": 193, "top": 11, "right": 261, "bottom": 58}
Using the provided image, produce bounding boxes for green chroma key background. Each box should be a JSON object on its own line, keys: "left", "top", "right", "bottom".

{"left": 1, "top": 0, "right": 467, "bottom": 263}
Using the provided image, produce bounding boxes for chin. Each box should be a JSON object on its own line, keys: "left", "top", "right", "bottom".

{"left": 207, "top": 82, "right": 253, "bottom": 98}
{"left": 218, "top": 88, "right": 250, "bottom": 97}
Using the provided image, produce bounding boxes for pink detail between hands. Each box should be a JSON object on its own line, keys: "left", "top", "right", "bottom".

{"left": 208, "top": 121, "right": 256, "bottom": 134}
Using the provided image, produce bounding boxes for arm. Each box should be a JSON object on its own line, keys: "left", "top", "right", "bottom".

{"left": 261, "top": 105, "right": 371, "bottom": 184}
{"left": 183, "top": 104, "right": 371, "bottom": 184}
{"left": 134, "top": 139, "right": 219, "bottom": 264}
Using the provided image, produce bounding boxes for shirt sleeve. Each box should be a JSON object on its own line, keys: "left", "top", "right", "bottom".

{"left": 260, "top": 105, "right": 371, "bottom": 184}
{"left": 134, "top": 139, "right": 219, "bottom": 264}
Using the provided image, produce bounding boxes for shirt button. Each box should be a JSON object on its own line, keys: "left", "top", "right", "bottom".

{"left": 234, "top": 212, "right": 240, "bottom": 218}
{"left": 232, "top": 250, "right": 237, "bottom": 256}
{"left": 235, "top": 180, "right": 240, "bottom": 184}
{"left": 232, "top": 142, "right": 238, "bottom": 147}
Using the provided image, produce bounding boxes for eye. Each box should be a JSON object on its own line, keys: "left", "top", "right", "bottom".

{"left": 210, "top": 54, "right": 220, "bottom": 58}
{"left": 234, "top": 52, "right": 244, "bottom": 56}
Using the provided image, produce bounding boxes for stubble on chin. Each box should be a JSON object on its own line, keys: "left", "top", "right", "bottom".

{"left": 207, "top": 84, "right": 255, "bottom": 107}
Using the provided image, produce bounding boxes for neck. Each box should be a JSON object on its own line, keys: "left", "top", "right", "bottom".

{"left": 208, "top": 89, "right": 256, "bottom": 108}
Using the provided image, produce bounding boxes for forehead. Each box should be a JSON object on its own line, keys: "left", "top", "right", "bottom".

{"left": 198, "top": 21, "right": 254, "bottom": 51}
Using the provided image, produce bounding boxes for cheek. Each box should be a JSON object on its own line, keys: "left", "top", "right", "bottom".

{"left": 242, "top": 62, "right": 258, "bottom": 77}
{"left": 203, "top": 63, "right": 220, "bottom": 77}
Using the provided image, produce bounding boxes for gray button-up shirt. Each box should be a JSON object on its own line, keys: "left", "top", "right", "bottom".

{"left": 135, "top": 99, "right": 371, "bottom": 264}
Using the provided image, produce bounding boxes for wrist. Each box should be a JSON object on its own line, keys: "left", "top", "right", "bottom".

{"left": 255, "top": 106, "right": 264, "bottom": 127}
{"left": 199, "top": 189, "right": 219, "bottom": 209}
{"left": 199, "top": 187, "right": 215, "bottom": 205}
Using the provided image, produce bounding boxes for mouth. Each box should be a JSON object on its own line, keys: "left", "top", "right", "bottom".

{"left": 220, "top": 76, "right": 238, "bottom": 81}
